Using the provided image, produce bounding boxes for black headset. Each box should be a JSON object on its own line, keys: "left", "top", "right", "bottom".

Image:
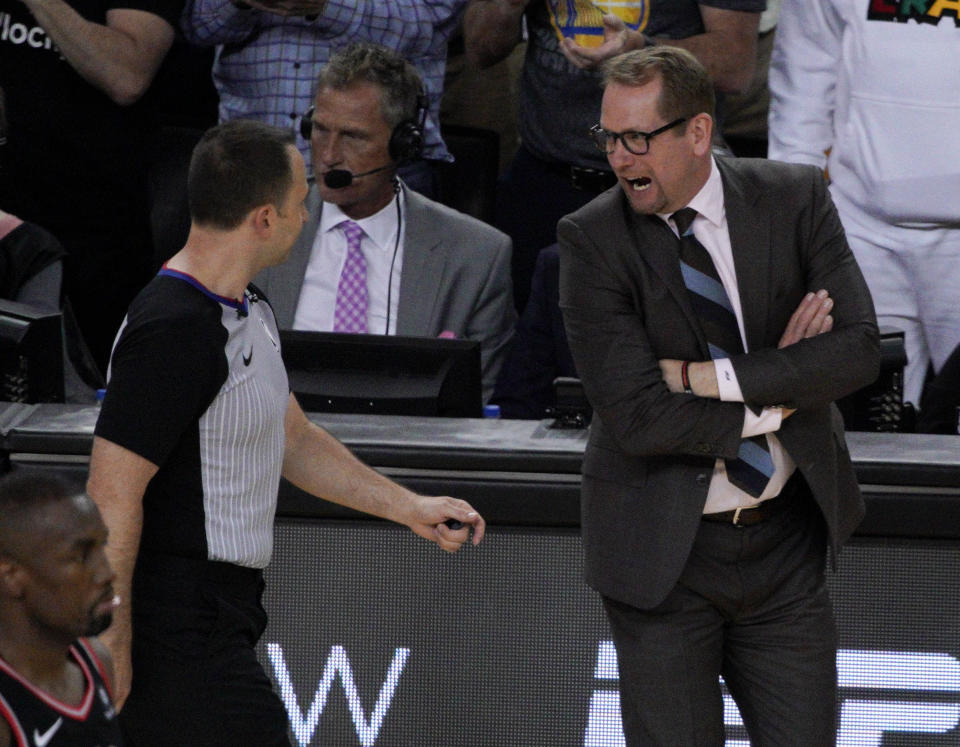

{"left": 299, "top": 91, "right": 428, "bottom": 165}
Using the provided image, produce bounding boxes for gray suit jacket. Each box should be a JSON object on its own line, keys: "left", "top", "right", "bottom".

{"left": 255, "top": 184, "right": 516, "bottom": 401}
{"left": 558, "top": 156, "right": 880, "bottom": 610}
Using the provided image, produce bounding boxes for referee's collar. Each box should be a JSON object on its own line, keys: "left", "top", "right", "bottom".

{"left": 158, "top": 265, "right": 249, "bottom": 314}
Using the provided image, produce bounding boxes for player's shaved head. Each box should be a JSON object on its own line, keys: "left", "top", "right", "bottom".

{"left": 0, "top": 472, "right": 85, "bottom": 559}
{"left": 0, "top": 470, "right": 115, "bottom": 641}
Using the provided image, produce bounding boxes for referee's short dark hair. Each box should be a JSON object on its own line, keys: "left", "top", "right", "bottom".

{"left": 188, "top": 120, "right": 297, "bottom": 230}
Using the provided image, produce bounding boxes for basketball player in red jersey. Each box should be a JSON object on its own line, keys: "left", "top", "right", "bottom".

{"left": 0, "top": 472, "right": 122, "bottom": 747}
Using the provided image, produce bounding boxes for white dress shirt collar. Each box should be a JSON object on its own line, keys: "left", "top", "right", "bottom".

{"left": 658, "top": 157, "right": 724, "bottom": 234}
{"left": 319, "top": 187, "right": 405, "bottom": 252}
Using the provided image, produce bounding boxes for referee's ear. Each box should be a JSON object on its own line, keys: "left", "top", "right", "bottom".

{"left": 250, "top": 203, "right": 278, "bottom": 238}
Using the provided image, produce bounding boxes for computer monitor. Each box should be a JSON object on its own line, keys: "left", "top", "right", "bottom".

{"left": 280, "top": 330, "right": 482, "bottom": 418}
{"left": 0, "top": 299, "right": 64, "bottom": 403}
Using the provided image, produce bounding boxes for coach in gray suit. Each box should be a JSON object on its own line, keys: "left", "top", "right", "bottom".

{"left": 255, "top": 43, "right": 515, "bottom": 401}
{"left": 558, "top": 48, "right": 879, "bottom": 744}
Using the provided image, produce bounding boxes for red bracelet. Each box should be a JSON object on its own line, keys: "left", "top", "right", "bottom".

{"left": 681, "top": 361, "right": 693, "bottom": 393}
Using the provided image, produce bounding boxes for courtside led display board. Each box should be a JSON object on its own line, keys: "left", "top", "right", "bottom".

{"left": 260, "top": 521, "right": 960, "bottom": 746}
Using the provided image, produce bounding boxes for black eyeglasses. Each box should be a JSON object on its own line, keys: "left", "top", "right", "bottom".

{"left": 589, "top": 117, "right": 688, "bottom": 156}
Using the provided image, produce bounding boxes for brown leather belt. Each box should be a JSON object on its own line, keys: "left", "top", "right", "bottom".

{"left": 702, "top": 472, "right": 803, "bottom": 527}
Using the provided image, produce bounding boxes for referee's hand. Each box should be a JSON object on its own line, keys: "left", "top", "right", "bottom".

{"left": 403, "top": 495, "right": 486, "bottom": 552}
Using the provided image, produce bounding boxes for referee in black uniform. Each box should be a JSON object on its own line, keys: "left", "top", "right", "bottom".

{"left": 87, "top": 120, "right": 486, "bottom": 746}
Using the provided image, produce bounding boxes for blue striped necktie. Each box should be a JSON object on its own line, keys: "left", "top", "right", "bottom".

{"left": 672, "top": 207, "right": 774, "bottom": 498}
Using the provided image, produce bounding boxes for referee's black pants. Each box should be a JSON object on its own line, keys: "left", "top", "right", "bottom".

{"left": 121, "top": 554, "right": 290, "bottom": 746}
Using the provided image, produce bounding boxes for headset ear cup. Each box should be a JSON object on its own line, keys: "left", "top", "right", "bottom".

{"left": 388, "top": 120, "right": 424, "bottom": 165}
{"left": 299, "top": 107, "right": 314, "bottom": 140}
{"left": 388, "top": 91, "right": 427, "bottom": 164}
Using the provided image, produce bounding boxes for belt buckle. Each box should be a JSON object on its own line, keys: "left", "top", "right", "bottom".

{"left": 732, "top": 506, "right": 744, "bottom": 525}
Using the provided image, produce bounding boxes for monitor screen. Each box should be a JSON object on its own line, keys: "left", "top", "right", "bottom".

{"left": 0, "top": 299, "right": 64, "bottom": 403}
{"left": 280, "top": 331, "right": 482, "bottom": 418}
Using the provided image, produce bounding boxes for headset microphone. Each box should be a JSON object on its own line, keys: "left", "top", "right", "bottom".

{"left": 322, "top": 163, "right": 394, "bottom": 189}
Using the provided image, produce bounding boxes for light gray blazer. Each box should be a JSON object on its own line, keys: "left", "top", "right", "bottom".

{"left": 254, "top": 183, "right": 516, "bottom": 401}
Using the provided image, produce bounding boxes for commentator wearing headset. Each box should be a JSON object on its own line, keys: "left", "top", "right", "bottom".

{"left": 254, "top": 42, "right": 516, "bottom": 402}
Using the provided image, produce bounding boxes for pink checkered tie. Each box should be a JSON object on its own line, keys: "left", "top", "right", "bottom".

{"left": 333, "top": 220, "right": 367, "bottom": 334}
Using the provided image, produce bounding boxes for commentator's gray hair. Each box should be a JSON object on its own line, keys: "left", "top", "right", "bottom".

{"left": 315, "top": 42, "right": 423, "bottom": 129}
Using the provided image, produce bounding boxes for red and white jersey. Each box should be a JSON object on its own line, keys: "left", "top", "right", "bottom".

{"left": 0, "top": 639, "right": 122, "bottom": 747}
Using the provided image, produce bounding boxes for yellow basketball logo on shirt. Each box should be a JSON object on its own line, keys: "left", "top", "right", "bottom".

{"left": 548, "top": 0, "right": 650, "bottom": 48}
{"left": 867, "top": 0, "right": 960, "bottom": 25}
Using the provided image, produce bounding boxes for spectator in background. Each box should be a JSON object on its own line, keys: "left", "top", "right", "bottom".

{"left": 768, "top": 0, "right": 960, "bottom": 408}
{"left": 254, "top": 43, "right": 516, "bottom": 402}
{"left": 0, "top": 91, "right": 104, "bottom": 401}
{"left": 464, "top": 0, "right": 763, "bottom": 312}
{"left": 918, "top": 342, "right": 960, "bottom": 436}
{"left": 0, "top": 89, "right": 64, "bottom": 313}
{"left": 181, "top": 0, "right": 466, "bottom": 198}
{"left": 143, "top": 33, "right": 220, "bottom": 268}
{"left": 491, "top": 244, "right": 576, "bottom": 419}
{"left": 0, "top": 208, "right": 105, "bottom": 401}
{"left": 0, "top": 209, "right": 65, "bottom": 316}
{"left": 0, "top": 472, "right": 122, "bottom": 746}
{"left": 441, "top": 20, "right": 525, "bottom": 178}
{"left": 0, "top": 0, "right": 179, "bottom": 372}
{"left": 719, "top": 0, "right": 780, "bottom": 158}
